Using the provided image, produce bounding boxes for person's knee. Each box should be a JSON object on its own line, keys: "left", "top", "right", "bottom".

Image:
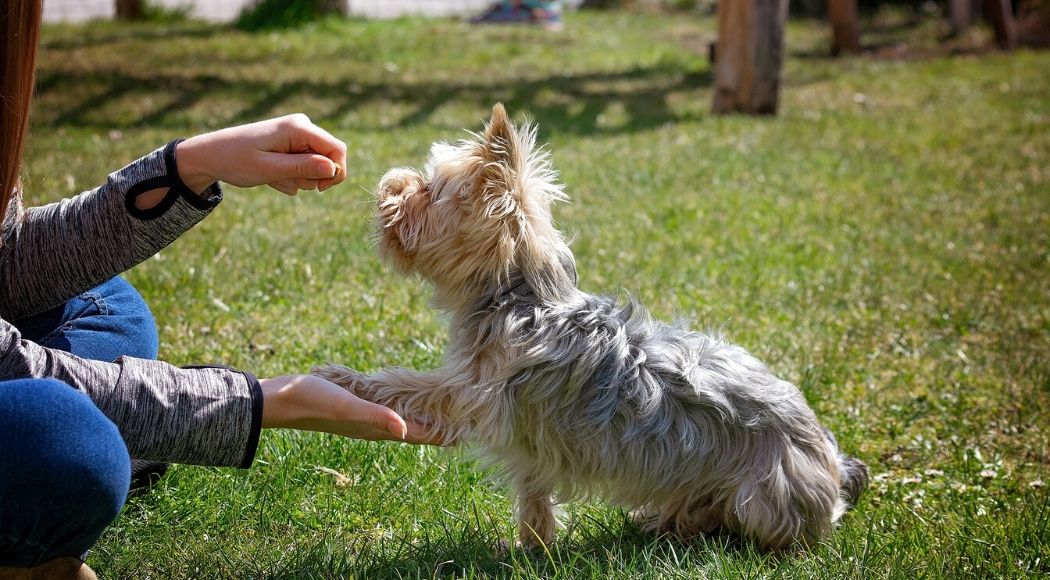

{"left": 0, "top": 379, "right": 131, "bottom": 563}
{"left": 1, "top": 378, "right": 131, "bottom": 512}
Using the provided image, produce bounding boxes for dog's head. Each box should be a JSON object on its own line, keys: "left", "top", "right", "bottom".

{"left": 375, "top": 104, "right": 575, "bottom": 308}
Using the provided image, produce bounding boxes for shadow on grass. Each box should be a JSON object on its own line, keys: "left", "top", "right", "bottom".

{"left": 790, "top": 41, "right": 1001, "bottom": 62}
{"left": 35, "top": 65, "right": 713, "bottom": 137}
{"left": 39, "top": 23, "right": 220, "bottom": 52}
{"left": 289, "top": 513, "right": 758, "bottom": 578}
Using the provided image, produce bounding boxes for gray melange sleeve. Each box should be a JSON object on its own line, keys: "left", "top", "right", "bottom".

{"left": 0, "top": 140, "right": 221, "bottom": 320}
{"left": 0, "top": 140, "right": 263, "bottom": 468}
{"left": 0, "top": 320, "right": 262, "bottom": 467}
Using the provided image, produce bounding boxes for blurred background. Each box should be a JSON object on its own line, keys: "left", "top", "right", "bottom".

{"left": 26, "top": 0, "right": 1048, "bottom": 577}
{"left": 43, "top": 0, "right": 497, "bottom": 21}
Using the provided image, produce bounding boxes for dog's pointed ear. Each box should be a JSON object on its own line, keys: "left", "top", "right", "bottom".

{"left": 481, "top": 103, "right": 522, "bottom": 171}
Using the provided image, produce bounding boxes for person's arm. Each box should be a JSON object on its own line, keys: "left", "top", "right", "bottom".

{"left": 0, "top": 317, "right": 261, "bottom": 466}
{"left": 0, "top": 140, "right": 220, "bottom": 320}
{"left": 0, "top": 114, "right": 347, "bottom": 321}
{"left": 259, "top": 374, "right": 440, "bottom": 442}
{"left": 0, "top": 318, "right": 436, "bottom": 467}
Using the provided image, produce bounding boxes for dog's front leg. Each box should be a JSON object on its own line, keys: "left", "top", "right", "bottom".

{"left": 514, "top": 474, "right": 558, "bottom": 550}
{"left": 313, "top": 364, "right": 466, "bottom": 444}
{"left": 313, "top": 364, "right": 370, "bottom": 396}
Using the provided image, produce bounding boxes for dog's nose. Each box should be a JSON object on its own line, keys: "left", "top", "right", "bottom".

{"left": 378, "top": 169, "right": 423, "bottom": 199}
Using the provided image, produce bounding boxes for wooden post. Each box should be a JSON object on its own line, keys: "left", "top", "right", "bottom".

{"left": 984, "top": 0, "right": 1017, "bottom": 49}
{"left": 828, "top": 0, "right": 861, "bottom": 54}
{"left": 115, "top": 0, "right": 143, "bottom": 19}
{"left": 712, "top": 0, "right": 789, "bottom": 115}
{"left": 318, "top": 0, "right": 348, "bottom": 16}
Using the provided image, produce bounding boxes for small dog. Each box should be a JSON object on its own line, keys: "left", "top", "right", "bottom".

{"left": 315, "top": 104, "right": 868, "bottom": 551}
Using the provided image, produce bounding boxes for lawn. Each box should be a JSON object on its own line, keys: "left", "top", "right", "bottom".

{"left": 28, "top": 8, "right": 1049, "bottom": 578}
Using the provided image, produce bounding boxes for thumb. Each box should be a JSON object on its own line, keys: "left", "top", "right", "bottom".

{"left": 262, "top": 152, "right": 338, "bottom": 182}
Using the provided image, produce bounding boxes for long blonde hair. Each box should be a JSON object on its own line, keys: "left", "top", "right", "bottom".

{"left": 0, "top": 1, "right": 42, "bottom": 224}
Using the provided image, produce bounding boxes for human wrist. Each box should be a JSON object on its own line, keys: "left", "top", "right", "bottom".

{"left": 260, "top": 374, "right": 346, "bottom": 430}
{"left": 174, "top": 136, "right": 219, "bottom": 194}
{"left": 260, "top": 375, "right": 297, "bottom": 429}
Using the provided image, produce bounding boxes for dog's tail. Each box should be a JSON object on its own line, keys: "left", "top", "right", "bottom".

{"left": 838, "top": 454, "right": 870, "bottom": 507}
{"left": 824, "top": 428, "right": 870, "bottom": 508}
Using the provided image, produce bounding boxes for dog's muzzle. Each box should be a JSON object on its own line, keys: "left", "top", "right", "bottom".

{"left": 376, "top": 169, "right": 426, "bottom": 228}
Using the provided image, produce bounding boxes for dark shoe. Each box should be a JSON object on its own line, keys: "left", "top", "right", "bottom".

{"left": 128, "top": 459, "right": 168, "bottom": 497}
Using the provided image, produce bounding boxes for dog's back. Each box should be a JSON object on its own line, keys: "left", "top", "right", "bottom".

{"left": 474, "top": 285, "right": 866, "bottom": 549}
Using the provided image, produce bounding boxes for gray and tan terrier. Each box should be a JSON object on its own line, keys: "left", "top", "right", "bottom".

{"left": 315, "top": 104, "right": 869, "bottom": 551}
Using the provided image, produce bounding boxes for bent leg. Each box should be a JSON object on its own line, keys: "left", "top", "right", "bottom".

{"left": 12, "top": 277, "right": 166, "bottom": 491}
{"left": 0, "top": 378, "right": 131, "bottom": 567}
{"left": 12, "top": 276, "right": 159, "bottom": 362}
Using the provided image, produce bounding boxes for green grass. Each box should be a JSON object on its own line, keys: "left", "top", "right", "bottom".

{"left": 28, "top": 8, "right": 1049, "bottom": 578}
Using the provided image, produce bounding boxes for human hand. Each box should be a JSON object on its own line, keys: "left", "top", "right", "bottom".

{"left": 259, "top": 374, "right": 441, "bottom": 444}
{"left": 174, "top": 114, "right": 348, "bottom": 195}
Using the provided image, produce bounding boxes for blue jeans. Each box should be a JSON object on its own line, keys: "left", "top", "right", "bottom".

{"left": 0, "top": 277, "right": 158, "bottom": 566}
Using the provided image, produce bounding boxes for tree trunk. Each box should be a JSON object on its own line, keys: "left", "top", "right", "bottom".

{"left": 949, "top": 0, "right": 973, "bottom": 36}
{"left": 712, "top": 0, "right": 789, "bottom": 115}
{"left": 828, "top": 0, "right": 861, "bottom": 54}
{"left": 984, "top": 0, "right": 1017, "bottom": 49}
{"left": 115, "top": 0, "right": 143, "bottom": 19}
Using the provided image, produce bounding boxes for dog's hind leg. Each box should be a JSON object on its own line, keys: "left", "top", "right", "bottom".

{"left": 730, "top": 471, "right": 838, "bottom": 551}
{"left": 632, "top": 496, "right": 722, "bottom": 539}
{"left": 661, "top": 501, "right": 723, "bottom": 539}
{"left": 627, "top": 504, "right": 661, "bottom": 532}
